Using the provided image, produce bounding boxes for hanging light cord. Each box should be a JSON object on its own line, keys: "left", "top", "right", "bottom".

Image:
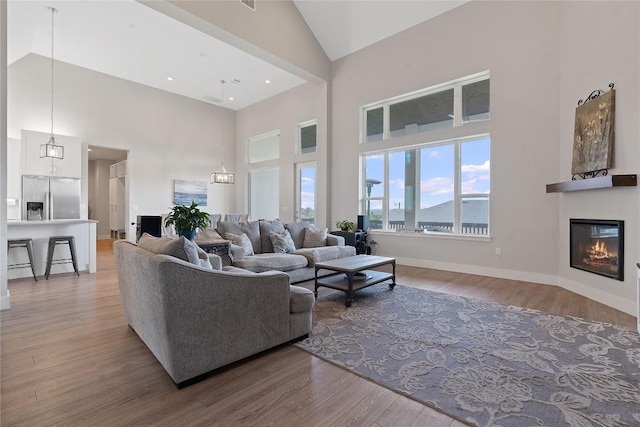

{"left": 220, "top": 80, "right": 225, "bottom": 167}
{"left": 49, "top": 7, "right": 57, "bottom": 139}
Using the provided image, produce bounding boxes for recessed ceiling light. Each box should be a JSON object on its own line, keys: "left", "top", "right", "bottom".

{"left": 265, "top": 79, "right": 271, "bottom": 84}
{"left": 87, "top": 148, "right": 92, "bottom": 151}
{"left": 167, "top": 77, "right": 173, "bottom": 81}
{"left": 228, "top": 97, "right": 234, "bottom": 101}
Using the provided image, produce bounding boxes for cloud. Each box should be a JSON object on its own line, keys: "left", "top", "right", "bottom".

{"left": 300, "top": 176, "right": 314, "bottom": 186}
{"left": 389, "top": 178, "right": 405, "bottom": 190}
{"left": 420, "top": 177, "right": 453, "bottom": 195}
{"left": 300, "top": 191, "right": 315, "bottom": 208}
{"left": 461, "top": 160, "right": 490, "bottom": 173}
{"left": 428, "top": 150, "right": 442, "bottom": 158}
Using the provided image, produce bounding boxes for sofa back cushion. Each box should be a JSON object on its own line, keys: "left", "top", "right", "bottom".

{"left": 138, "top": 233, "right": 200, "bottom": 266}
{"left": 259, "top": 219, "right": 285, "bottom": 253}
{"left": 284, "top": 222, "right": 308, "bottom": 249}
{"left": 217, "top": 220, "right": 262, "bottom": 253}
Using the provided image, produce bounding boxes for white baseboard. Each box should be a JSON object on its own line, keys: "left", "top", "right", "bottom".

{"left": 97, "top": 235, "right": 112, "bottom": 240}
{"left": 395, "top": 257, "right": 635, "bottom": 317}
{"left": 1, "top": 290, "right": 11, "bottom": 310}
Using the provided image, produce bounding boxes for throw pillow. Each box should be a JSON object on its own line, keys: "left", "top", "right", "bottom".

{"left": 284, "top": 222, "right": 308, "bottom": 249}
{"left": 137, "top": 233, "right": 200, "bottom": 266}
{"left": 224, "top": 232, "right": 255, "bottom": 256}
{"left": 269, "top": 230, "right": 296, "bottom": 253}
{"left": 303, "top": 227, "right": 328, "bottom": 248}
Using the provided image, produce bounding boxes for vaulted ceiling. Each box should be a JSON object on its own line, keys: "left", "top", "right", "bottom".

{"left": 8, "top": 0, "right": 468, "bottom": 110}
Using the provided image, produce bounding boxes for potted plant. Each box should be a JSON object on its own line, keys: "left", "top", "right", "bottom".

{"left": 164, "top": 201, "right": 211, "bottom": 240}
{"left": 336, "top": 220, "right": 355, "bottom": 232}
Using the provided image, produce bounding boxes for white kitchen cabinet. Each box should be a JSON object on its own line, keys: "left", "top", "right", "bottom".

{"left": 21, "top": 129, "right": 82, "bottom": 178}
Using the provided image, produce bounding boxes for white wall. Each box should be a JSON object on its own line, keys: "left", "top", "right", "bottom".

{"left": 1, "top": 0, "right": 9, "bottom": 309}
{"left": 556, "top": 1, "right": 640, "bottom": 314}
{"left": 8, "top": 54, "right": 237, "bottom": 240}
{"left": 330, "top": 1, "right": 639, "bottom": 315}
{"left": 236, "top": 81, "right": 329, "bottom": 227}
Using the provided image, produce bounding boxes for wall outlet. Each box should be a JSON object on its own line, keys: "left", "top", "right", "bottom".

{"left": 495, "top": 248, "right": 501, "bottom": 256}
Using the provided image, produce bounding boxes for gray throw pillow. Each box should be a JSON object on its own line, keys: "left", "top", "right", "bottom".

{"left": 217, "top": 220, "right": 261, "bottom": 253}
{"left": 269, "top": 230, "right": 296, "bottom": 253}
{"left": 303, "top": 227, "right": 328, "bottom": 248}
{"left": 224, "top": 232, "right": 255, "bottom": 256}
{"left": 138, "top": 233, "right": 200, "bottom": 266}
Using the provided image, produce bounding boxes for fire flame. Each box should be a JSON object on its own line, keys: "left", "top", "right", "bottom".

{"left": 588, "top": 240, "right": 614, "bottom": 260}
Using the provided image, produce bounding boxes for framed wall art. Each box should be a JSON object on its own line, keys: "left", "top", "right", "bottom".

{"left": 174, "top": 179, "right": 207, "bottom": 206}
{"left": 571, "top": 84, "right": 615, "bottom": 178}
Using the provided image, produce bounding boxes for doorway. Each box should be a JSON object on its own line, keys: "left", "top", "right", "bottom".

{"left": 88, "top": 146, "right": 128, "bottom": 240}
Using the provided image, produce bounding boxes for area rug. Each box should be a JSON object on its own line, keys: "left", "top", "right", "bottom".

{"left": 295, "top": 285, "right": 640, "bottom": 427}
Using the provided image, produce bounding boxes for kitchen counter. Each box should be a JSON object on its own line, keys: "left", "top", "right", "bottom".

{"left": 7, "top": 220, "right": 97, "bottom": 279}
{"left": 8, "top": 219, "right": 98, "bottom": 225}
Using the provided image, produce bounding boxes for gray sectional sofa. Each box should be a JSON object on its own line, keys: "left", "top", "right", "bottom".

{"left": 216, "top": 219, "right": 356, "bottom": 283}
{"left": 113, "top": 236, "right": 315, "bottom": 387}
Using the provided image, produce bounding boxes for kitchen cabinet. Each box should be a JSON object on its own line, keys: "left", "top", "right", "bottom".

{"left": 21, "top": 129, "right": 82, "bottom": 178}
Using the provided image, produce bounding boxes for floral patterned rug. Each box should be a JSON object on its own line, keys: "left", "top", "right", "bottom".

{"left": 295, "top": 285, "right": 640, "bottom": 427}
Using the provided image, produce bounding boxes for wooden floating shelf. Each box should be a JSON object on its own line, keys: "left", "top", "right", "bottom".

{"left": 546, "top": 174, "right": 637, "bottom": 193}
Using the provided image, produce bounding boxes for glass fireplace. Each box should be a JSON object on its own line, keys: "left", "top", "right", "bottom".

{"left": 570, "top": 219, "right": 624, "bottom": 281}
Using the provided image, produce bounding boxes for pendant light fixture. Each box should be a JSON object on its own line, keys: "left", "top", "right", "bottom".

{"left": 210, "top": 80, "right": 235, "bottom": 184}
{"left": 40, "top": 7, "right": 64, "bottom": 160}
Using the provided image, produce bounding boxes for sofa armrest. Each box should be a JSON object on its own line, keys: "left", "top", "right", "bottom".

{"left": 229, "top": 243, "right": 246, "bottom": 261}
{"left": 326, "top": 234, "right": 345, "bottom": 246}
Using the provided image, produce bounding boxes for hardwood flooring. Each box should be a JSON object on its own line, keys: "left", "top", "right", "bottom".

{"left": 1, "top": 239, "right": 636, "bottom": 426}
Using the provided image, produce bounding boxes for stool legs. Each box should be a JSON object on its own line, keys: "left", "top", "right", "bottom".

{"left": 45, "top": 236, "right": 80, "bottom": 279}
{"left": 7, "top": 238, "right": 38, "bottom": 282}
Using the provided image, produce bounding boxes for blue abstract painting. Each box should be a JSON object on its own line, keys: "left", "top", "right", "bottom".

{"left": 174, "top": 180, "right": 207, "bottom": 206}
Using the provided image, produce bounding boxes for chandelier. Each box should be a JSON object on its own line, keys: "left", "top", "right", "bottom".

{"left": 40, "top": 7, "right": 64, "bottom": 160}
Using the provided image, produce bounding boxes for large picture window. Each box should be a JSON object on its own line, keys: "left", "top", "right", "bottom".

{"left": 361, "top": 72, "right": 490, "bottom": 236}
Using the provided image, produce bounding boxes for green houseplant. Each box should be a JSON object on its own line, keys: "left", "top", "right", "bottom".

{"left": 164, "top": 201, "right": 211, "bottom": 240}
{"left": 336, "top": 220, "right": 355, "bottom": 232}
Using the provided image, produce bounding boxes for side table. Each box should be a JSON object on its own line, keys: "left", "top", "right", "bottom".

{"left": 196, "top": 239, "right": 233, "bottom": 267}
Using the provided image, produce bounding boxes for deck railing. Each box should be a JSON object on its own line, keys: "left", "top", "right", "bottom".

{"left": 369, "top": 220, "right": 489, "bottom": 235}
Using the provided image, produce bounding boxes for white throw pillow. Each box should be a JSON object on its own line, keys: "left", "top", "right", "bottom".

{"left": 303, "top": 227, "right": 328, "bottom": 248}
{"left": 224, "top": 232, "right": 255, "bottom": 256}
{"left": 269, "top": 230, "right": 296, "bottom": 253}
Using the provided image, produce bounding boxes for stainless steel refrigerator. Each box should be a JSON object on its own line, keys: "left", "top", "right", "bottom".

{"left": 22, "top": 175, "right": 82, "bottom": 220}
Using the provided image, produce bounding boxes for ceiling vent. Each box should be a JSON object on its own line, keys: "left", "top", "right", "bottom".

{"left": 202, "top": 95, "right": 223, "bottom": 104}
{"left": 241, "top": 0, "right": 255, "bottom": 11}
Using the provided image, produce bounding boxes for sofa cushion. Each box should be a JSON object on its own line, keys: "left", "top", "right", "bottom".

{"left": 217, "top": 220, "right": 262, "bottom": 253}
{"left": 234, "top": 253, "right": 308, "bottom": 273}
{"left": 138, "top": 233, "right": 200, "bottom": 266}
{"left": 270, "top": 230, "right": 296, "bottom": 253}
{"left": 224, "top": 232, "right": 255, "bottom": 256}
{"left": 284, "top": 222, "right": 309, "bottom": 249}
{"left": 291, "top": 245, "right": 356, "bottom": 267}
{"left": 289, "top": 286, "right": 315, "bottom": 313}
{"left": 303, "top": 227, "right": 327, "bottom": 248}
{"left": 259, "top": 219, "right": 286, "bottom": 253}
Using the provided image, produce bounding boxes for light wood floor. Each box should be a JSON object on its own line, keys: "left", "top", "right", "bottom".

{"left": 1, "top": 240, "right": 636, "bottom": 426}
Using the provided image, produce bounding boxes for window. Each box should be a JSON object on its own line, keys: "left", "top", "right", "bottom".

{"left": 295, "top": 162, "right": 316, "bottom": 224}
{"left": 361, "top": 135, "right": 490, "bottom": 235}
{"left": 363, "top": 72, "right": 490, "bottom": 143}
{"left": 248, "top": 131, "right": 279, "bottom": 163}
{"left": 297, "top": 120, "right": 317, "bottom": 154}
{"left": 248, "top": 167, "right": 279, "bottom": 220}
{"left": 360, "top": 72, "right": 490, "bottom": 236}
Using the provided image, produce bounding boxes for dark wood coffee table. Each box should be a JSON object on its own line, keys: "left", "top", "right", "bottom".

{"left": 314, "top": 255, "right": 396, "bottom": 307}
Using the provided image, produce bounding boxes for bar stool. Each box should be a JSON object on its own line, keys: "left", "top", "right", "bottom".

{"left": 7, "top": 238, "right": 38, "bottom": 281}
{"left": 45, "top": 236, "right": 80, "bottom": 279}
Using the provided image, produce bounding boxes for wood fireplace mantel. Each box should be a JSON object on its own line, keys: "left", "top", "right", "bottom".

{"left": 546, "top": 174, "right": 637, "bottom": 193}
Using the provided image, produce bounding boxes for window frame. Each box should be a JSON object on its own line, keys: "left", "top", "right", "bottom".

{"left": 296, "top": 119, "right": 318, "bottom": 155}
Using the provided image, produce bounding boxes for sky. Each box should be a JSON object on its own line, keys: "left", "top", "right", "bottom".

{"left": 366, "top": 136, "right": 490, "bottom": 211}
